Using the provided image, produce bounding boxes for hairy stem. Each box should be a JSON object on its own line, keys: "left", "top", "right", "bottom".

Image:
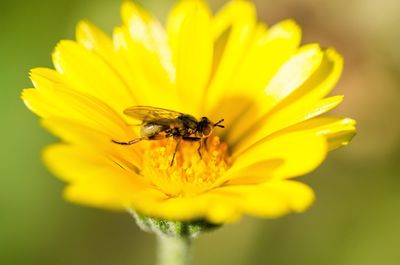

{"left": 157, "top": 234, "right": 191, "bottom": 265}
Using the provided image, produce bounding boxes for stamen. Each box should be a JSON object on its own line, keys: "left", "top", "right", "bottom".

{"left": 140, "top": 136, "right": 230, "bottom": 197}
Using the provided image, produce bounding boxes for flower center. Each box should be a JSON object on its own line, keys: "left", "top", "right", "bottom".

{"left": 140, "top": 136, "right": 230, "bottom": 197}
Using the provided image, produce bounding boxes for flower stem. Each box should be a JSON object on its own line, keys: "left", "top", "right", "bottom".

{"left": 157, "top": 235, "right": 191, "bottom": 265}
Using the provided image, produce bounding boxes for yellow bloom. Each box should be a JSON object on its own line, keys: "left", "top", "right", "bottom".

{"left": 22, "top": 0, "right": 356, "bottom": 224}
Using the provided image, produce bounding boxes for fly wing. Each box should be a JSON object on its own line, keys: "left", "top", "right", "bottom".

{"left": 123, "top": 106, "right": 183, "bottom": 122}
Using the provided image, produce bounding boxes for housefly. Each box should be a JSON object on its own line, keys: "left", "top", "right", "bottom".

{"left": 112, "top": 106, "right": 224, "bottom": 165}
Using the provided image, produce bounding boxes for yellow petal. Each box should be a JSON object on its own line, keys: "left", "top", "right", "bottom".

{"left": 221, "top": 159, "right": 284, "bottom": 185}
{"left": 225, "top": 44, "right": 323, "bottom": 143}
{"left": 167, "top": 0, "right": 213, "bottom": 115}
{"left": 127, "top": 179, "right": 314, "bottom": 223}
{"left": 22, "top": 72, "right": 130, "bottom": 137}
{"left": 166, "top": 0, "right": 209, "bottom": 50}
{"left": 52, "top": 40, "right": 135, "bottom": 115}
{"left": 150, "top": 180, "right": 315, "bottom": 223}
{"left": 76, "top": 20, "right": 142, "bottom": 106}
{"left": 231, "top": 19, "right": 301, "bottom": 95}
{"left": 65, "top": 174, "right": 167, "bottom": 210}
{"left": 121, "top": 1, "right": 176, "bottom": 81}
{"left": 272, "top": 48, "right": 344, "bottom": 112}
{"left": 210, "top": 0, "right": 256, "bottom": 38}
{"left": 22, "top": 89, "right": 127, "bottom": 137}
{"left": 44, "top": 144, "right": 158, "bottom": 210}
{"left": 251, "top": 49, "right": 344, "bottom": 136}
{"left": 264, "top": 44, "right": 323, "bottom": 103}
{"left": 324, "top": 130, "right": 356, "bottom": 151}
{"left": 41, "top": 118, "right": 141, "bottom": 167}
{"left": 29, "top": 67, "right": 64, "bottom": 92}
{"left": 208, "top": 19, "right": 301, "bottom": 130}
{"left": 113, "top": 26, "right": 180, "bottom": 109}
{"left": 222, "top": 132, "right": 327, "bottom": 184}
{"left": 205, "top": 0, "right": 257, "bottom": 113}
{"left": 64, "top": 184, "right": 136, "bottom": 210}
{"left": 76, "top": 20, "right": 114, "bottom": 60}
{"left": 212, "top": 180, "right": 315, "bottom": 219}
{"left": 44, "top": 144, "right": 130, "bottom": 182}
{"left": 121, "top": 0, "right": 172, "bottom": 67}
{"left": 233, "top": 95, "right": 344, "bottom": 155}
{"left": 131, "top": 191, "right": 242, "bottom": 223}
{"left": 279, "top": 116, "right": 357, "bottom": 151}
{"left": 21, "top": 88, "right": 52, "bottom": 118}
{"left": 228, "top": 48, "right": 342, "bottom": 152}
{"left": 114, "top": 2, "right": 180, "bottom": 109}
{"left": 121, "top": 1, "right": 156, "bottom": 42}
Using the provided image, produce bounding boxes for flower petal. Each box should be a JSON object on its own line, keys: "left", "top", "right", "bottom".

{"left": 231, "top": 19, "right": 301, "bottom": 94}
{"left": 205, "top": 0, "right": 257, "bottom": 113}
{"left": 44, "top": 144, "right": 159, "bottom": 210}
{"left": 76, "top": 20, "right": 115, "bottom": 62}
{"left": 277, "top": 116, "right": 357, "bottom": 151}
{"left": 113, "top": 2, "right": 180, "bottom": 109}
{"left": 22, "top": 70, "right": 131, "bottom": 137}
{"left": 130, "top": 193, "right": 242, "bottom": 223}
{"left": 167, "top": 0, "right": 213, "bottom": 115}
{"left": 142, "top": 179, "right": 315, "bottom": 223}
{"left": 65, "top": 184, "right": 166, "bottom": 211}
{"left": 76, "top": 20, "right": 141, "bottom": 105}
{"left": 228, "top": 48, "right": 343, "bottom": 152}
{"left": 233, "top": 95, "right": 344, "bottom": 155}
{"left": 270, "top": 48, "right": 344, "bottom": 112}
{"left": 44, "top": 144, "right": 128, "bottom": 182}
{"left": 221, "top": 117, "right": 354, "bottom": 186}
{"left": 52, "top": 40, "right": 135, "bottom": 115}
{"left": 21, "top": 90, "right": 128, "bottom": 137}
{"left": 208, "top": 19, "right": 301, "bottom": 129}
{"left": 41, "top": 117, "right": 141, "bottom": 167}
{"left": 263, "top": 44, "right": 323, "bottom": 104}
{"left": 221, "top": 132, "right": 327, "bottom": 185}
{"left": 211, "top": 180, "right": 315, "bottom": 220}
{"left": 224, "top": 44, "right": 323, "bottom": 143}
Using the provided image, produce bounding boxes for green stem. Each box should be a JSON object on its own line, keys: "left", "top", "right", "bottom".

{"left": 157, "top": 234, "right": 191, "bottom": 265}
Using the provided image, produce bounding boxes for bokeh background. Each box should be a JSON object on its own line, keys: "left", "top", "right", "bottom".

{"left": 1, "top": 0, "right": 400, "bottom": 264}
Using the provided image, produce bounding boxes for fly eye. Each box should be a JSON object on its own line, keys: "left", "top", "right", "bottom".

{"left": 203, "top": 125, "right": 212, "bottom": 136}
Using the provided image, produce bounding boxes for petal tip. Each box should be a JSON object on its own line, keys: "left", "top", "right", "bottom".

{"left": 324, "top": 47, "right": 344, "bottom": 65}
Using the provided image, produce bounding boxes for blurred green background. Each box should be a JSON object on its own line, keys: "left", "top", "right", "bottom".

{"left": 1, "top": 0, "right": 400, "bottom": 264}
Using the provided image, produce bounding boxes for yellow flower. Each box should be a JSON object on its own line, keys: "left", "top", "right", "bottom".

{"left": 22, "top": 0, "right": 356, "bottom": 224}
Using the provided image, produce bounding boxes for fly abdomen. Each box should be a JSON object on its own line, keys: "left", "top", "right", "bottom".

{"left": 141, "top": 123, "right": 168, "bottom": 138}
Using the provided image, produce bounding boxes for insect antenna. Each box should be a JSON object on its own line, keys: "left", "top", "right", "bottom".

{"left": 214, "top": 119, "right": 225, "bottom": 128}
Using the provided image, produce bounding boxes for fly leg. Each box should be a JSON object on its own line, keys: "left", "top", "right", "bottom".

{"left": 171, "top": 138, "right": 182, "bottom": 166}
{"left": 203, "top": 137, "right": 208, "bottom": 151}
{"left": 197, "top": 140, "right": 203, "bottom": 159}
{"left": 198, "top": 138, "right": 209, "bottom": 158}
{"left": 112, "top": 137, "right": 144, "bottom": 145}
{"left": 182, "top": 136, "right": 202, "bottom": 159}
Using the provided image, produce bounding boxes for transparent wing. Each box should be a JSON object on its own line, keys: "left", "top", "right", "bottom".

{"left": 123, "top": 106, "right": 183, "bottom": 122}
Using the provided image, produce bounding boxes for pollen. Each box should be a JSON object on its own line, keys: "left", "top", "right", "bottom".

{"left": 140, "top": 136, "right": 231, "bottom": 197}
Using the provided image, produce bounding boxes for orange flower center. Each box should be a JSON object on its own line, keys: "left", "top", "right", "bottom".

{"left": 140, "top": 136, "right": 231, "bottom": 197}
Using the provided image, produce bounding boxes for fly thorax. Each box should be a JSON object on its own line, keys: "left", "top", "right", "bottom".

{"left": 178, "top": 114, "right": 198, "bottom": 129}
